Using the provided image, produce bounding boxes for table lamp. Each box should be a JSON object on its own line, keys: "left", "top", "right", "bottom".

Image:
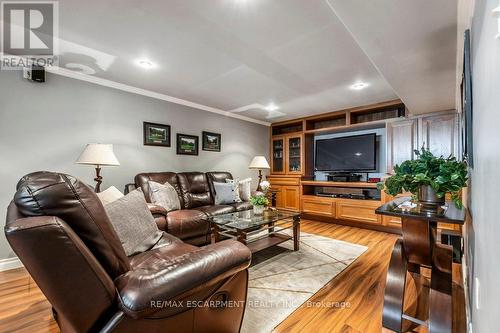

{"left": 248, "top": 156, "right": 270, "bottom": 191}
{"left": 76, "top": 144, "right": 120, "bottom": 193}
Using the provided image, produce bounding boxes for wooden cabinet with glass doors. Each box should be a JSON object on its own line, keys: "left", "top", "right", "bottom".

{"left": 271, "top": 134, "right": 304, "bottom": 176}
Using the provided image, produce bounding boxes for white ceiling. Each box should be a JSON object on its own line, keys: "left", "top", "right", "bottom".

{"left": 50, "top": 0, "right": 457, "bottom": 123}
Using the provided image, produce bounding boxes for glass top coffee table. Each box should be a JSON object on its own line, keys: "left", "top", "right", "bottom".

{"left": 210, "top": 209, "right": 301, "bottom": 253}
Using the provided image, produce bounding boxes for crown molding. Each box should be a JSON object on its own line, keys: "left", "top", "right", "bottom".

{"left": 46, "top": 67, "right": 271, "bottom": 127}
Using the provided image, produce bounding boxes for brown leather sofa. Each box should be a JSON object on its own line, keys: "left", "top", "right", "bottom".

{"left": 134, "top": 172, "right": 252, "bottom": 246}
{"left": 5, "top": 172, "right": 252, "bottom": 333}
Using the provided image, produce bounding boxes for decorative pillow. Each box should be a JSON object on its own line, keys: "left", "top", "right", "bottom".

{"left": 148, "top": 181, "right": 181, "bottom": 212}
{"left": 225, "top": 178, "right": 242, "bottom": 202}
{"left": 96, "top": 186, "right": 124, "bottom": 206}
{"left": 238, "top": 178, "right": 252, "bottom": 202}
{"left": 213, "top": 181, "right": 241, "bottom": 205}
{"left": 104, "top": 189, "right": 163, "bottom": 256}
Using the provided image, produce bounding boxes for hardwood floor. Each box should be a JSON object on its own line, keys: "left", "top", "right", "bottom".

{"left": 0, "top": 220, "right": 465, "bottom": 333}
{"left": 276, "top": 220, "right": 465, "bottom": 333}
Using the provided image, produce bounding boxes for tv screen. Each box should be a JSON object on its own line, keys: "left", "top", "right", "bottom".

{"left": 315, "top": 133, "right": 376, "bottom": 172}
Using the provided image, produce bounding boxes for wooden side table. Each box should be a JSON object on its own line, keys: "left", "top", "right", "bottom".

{"left": 376, "top": 197, "right": 465, "bottom": 333}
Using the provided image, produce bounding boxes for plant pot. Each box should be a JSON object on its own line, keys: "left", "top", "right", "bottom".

{"left": 418, "top": 185, "right": 445, "bottom": 211}
{"left": 253, "top": 205, "right": 265, "bottom": 215}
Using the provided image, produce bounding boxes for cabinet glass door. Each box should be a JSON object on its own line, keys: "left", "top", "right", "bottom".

{"left": 272, "top": 138, "right": 285, "bottom": 173}
{"left": 288, "top": 136, "right": 301, "bottom": 173}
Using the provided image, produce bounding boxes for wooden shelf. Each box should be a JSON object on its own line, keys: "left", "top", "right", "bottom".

{"left": 271, "top": 120, "right": 303, "bottom": 136}
{"left": 301, "top": 181, "right": 379, "bottom": 188}
{"left": 304, "top": 119, "right": 388, "bottom": 135}
{"left": 350, "top": 104, "right": 404, "bottom": 124}
{"left": 246, "top": 233, "right": 292, "bottom": 253}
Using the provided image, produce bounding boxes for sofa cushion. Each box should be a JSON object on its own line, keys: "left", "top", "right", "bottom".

{"left": 135, "top": 172, "right": 182, "bottom": 206}
{"left": 213, "top": 182, "right": 241, "bottom": 205}
{"left": 196, "top": 205, "right": 236, "bottom": 217}
{"left": 148, "top": 181, "right": 181, "bottom": 212}
{"left": 104, "top": 189, "right": 163, "bottom": 257}
{"left": 177, "top": 172, "right": 212, "bottom": 209}
{"left": 128, "top": 233, "right": 196, "bottom": 269}
{"left": 229, "top": 201, "right": 253, "bottom": 212}
{"left": 166, "top": 209, "right": 209, "bottom": 240}
{"left": 206, "top": 172, "right": 233, "bottom": 202}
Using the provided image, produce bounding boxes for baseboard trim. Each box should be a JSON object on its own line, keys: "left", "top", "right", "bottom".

{"left": 0, "top": 257, "right": 23, "bottom": 272}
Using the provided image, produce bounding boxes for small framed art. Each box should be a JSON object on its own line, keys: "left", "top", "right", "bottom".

{"left": 202, "top": 131, "right": 221, "bottom": 152}
{"left": 177, "top": 133, "right": 199, "bottom": 155}
{"left": 143, "top": 122, "right": 171, "bottom": 147}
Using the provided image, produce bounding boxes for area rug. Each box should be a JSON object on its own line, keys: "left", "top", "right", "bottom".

{"left": 241, "top": 231, "right": 368, "bottom": 333}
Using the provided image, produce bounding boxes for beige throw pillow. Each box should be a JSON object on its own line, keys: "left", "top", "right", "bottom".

{"left": 148, "top": 181, "right": 181, "bottom": 212}
{"left": 96, "top": 186, "right": 124, "bottom": 205}
{"left": 225, "top": 178, "right": 242, "bottom": 202}
{"left": 104, "top": 189, "right": 163, "bottom": 256}
{"left": 238, "top": 178, "right": 252, "bottom": 202}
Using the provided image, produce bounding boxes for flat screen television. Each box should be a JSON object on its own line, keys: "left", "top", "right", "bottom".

{"left": 315, "top": 133, "right": 376, "bottom": 172}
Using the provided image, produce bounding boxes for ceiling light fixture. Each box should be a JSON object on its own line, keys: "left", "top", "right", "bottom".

{"left": 350, "top": 82, "right": 368, "bottom": 90}
{"left": 136, "top": 59, "right": 156, "bottom": 69}
{"left": 264, "top": 103, "right": 279, "bottom": 111}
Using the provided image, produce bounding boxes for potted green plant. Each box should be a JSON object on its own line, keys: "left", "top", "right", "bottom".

{"left": 250, "top": 193, "right": 269, "bottom": 215}
{"left": 378, "top": 148, "right": 468, "bottom": 209}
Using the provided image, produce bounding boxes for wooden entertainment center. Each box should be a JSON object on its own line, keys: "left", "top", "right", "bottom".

{"left": 267, "top": 99, "right": 460, "bottom": 234}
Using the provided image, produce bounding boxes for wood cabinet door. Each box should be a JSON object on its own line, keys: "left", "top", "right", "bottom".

{"left": 420, "top": 113, "right": 458, "bottom": 158}
{"left": 271, "top": 136, "right": 286, "bottom": 174}
{"left": 335, "top": 200, "right": 382, "bottom": 224}
{"left": 286, "top": 134, "right": 303, "bottom": 175}
{"left": 271, "top": 183, "right": 283, "bottom": 208}
{"left": 302, "top": 197, "right": 334, "bottom": 216}
{"left": 383, "top": 216, "right": 402, "bottom": 227}
{"left": 272, "top": 185, "right": 284, "bottom": 208}
{"left": 386, "top": 119, "right": 418, "bottom": 173}
{"left": 283, "top": 186, "right": 300, "bottom": 211}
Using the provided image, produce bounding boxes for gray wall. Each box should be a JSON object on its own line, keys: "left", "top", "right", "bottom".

{"left": 0, "top": 71, "right": 269, "bottom": 260}
{"left": 469, "top": 0, "right": 500, "bottom": 331}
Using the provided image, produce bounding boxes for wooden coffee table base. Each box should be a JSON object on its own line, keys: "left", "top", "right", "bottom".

{"left": 213, "top": 215, "right": 300, "bottom": 254}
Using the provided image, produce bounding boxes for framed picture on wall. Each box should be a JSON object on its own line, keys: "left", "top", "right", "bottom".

{"left": 143, "top": 122, "right": 171, "bottom": 147}
{"left": 177, "top": 133, "right": 199, "bottom": 155}
{"left": 462, "top": 29, "right": 473, "bottom": 168}
{"left": 202, "top": 131, "right": 221, "bottom": 152}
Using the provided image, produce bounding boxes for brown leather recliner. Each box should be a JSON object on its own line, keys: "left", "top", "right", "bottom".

{"left": 5, "top": 171, "right": 252, "bottom": 333}
{"left": 134, "top": 172, "right": 252, "bottom": 246}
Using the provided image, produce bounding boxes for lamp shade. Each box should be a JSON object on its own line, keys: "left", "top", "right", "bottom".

{"left": 248, "top": 156, "right": 270, "bottom": 169}
{"left": 76, "top": 144, "right": 120, "bottom": 166}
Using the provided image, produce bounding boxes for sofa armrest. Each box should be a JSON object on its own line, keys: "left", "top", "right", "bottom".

{"left": 147, "top": 203, "right": 168, "bottom": 216}
{"left": 115, "top": 240, "right": 251, "bottom": 319}
{"left": 124, "top": 183, "right": 136, "bottom": 195}
{"left": 147, "top": 204, "right": 168, "bottom": 231}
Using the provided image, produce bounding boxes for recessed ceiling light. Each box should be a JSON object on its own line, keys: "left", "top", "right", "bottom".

{"left": 136, "top": 59, "right": 156, "bottom": 69}
{"left": 265, "top": 103, "right": 279, "bottom": 111}
{"left": 350, "top": 82, "right": 368, "bottom": 90}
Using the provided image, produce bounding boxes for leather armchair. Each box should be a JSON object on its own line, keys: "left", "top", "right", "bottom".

{"left": 5, "top": 171, "right": 252, "bottom": 333}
